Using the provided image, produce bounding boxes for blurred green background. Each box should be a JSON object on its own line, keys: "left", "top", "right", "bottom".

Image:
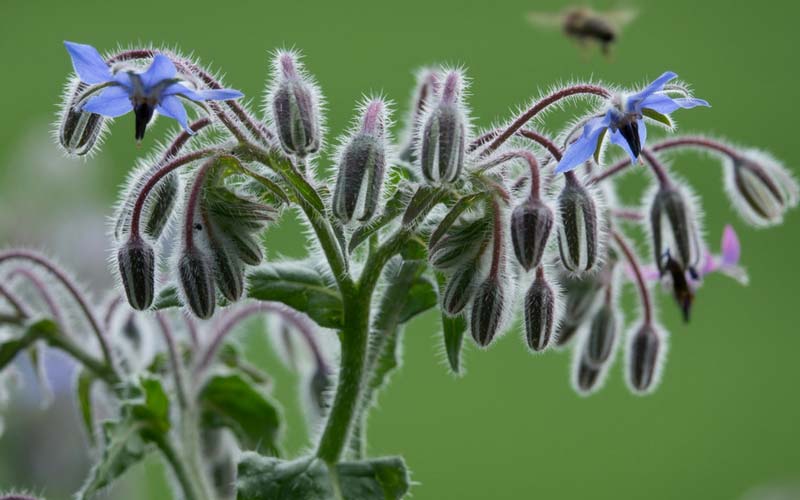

{"left": 1, "top": 0, "right": 799, "bottom": 498}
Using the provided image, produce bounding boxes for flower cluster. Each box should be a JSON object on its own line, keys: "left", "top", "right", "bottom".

{"left": 0, "top": 41, "right": 795, "bottom": 500}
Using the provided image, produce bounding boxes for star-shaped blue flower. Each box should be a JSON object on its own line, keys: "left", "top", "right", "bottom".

{"left": 556, "top": 71, "right": 710, "bottom": 173}
{"left": 65, "top": 41, "right": 243, "bottom": 141}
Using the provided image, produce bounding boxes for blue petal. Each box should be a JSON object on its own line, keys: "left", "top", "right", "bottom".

{"left": 555, "top": 115, "right": 611, "bottom": 173}
{"left": 163, "top": 83, "right": 244, "bottom": 102}
{"left": 140, "top": 54, "right": 177, "bottom": 89}
{"left": 64, "top": 41, "right": 112, "bottom": 84}
{"left": 638, "top": 118, "right": 647, "bottom": 149}
{"left": 640, "top": 94, "right": 711, "bottom": 115}
{"left": 609, "top": 128, "right": 637, "bottom": 164}
{"left": 627, "top": 71, "right": 678, "bottom": 111}
{"left": 156, "top": 95, "right": 191, "bottom": 132}
{"left": 81, "top": 85, "right": 133, "bottom": 117}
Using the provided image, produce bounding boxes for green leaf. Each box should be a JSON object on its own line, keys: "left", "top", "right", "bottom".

{"left": 247, "top": 261, "right": 344, "bottom": 329}
{"left": 198, "top": 372, "right": 282, "bottom": 455}
{"left": 349, "top": 184, "right": 413, "bottom": 253}
{"left": 76, "top": 369, "right": 98, "bottom": 446}
{"left": 398, "top": 276, "right": 437, "bottom": 324}
{"left": 402, "top": 185, "right": 445, "bottom": 226}
{"left": 436, "top": 273, "right": 466, "bottom": 375}
{"left": 428, "top": 192, "right": 487, "bottom": 249}
{"left": 153, "top": 286, "right": 181, "bottom": 310}
{"left": 79, "top": 377, "right": 171, "bottom": 499}
{"left": 643, "top": 108, "right": 674, "bottom": 128}
{"left": 237, "top": 454, "right": 410, "bottom": 500}
{"left": 0, "top": 319, "right": 57, "bottom": 370}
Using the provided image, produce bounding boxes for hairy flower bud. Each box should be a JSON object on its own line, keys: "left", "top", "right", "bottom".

{"left": 226, "top": 229, "right": 264, "bottom": 266}
{"left": 58, "top": 81, "right": 105, "bottom": 156}
{"left": 584, "top": 304, "right": 617, "bottom": 366}
{"left": 524, "top": 269, "right": 556, "bottom": 351}
{"left": 649, "top": 183, "right": 701, "bottom": 276}
{"left": 332, "top": 100, "right": 388, "bottom": 223}
{"left": 626, "top": 323, "right": 664, "bottom": 394}
{"left": 429, "top": 218, "right": 489, "bottom": 271}
{"left": 574, "top": 359, "right": 601, "bottom": 394}
{"left": 511, "top": 197, "right": 554, "bottom": 271}
{"left": 470, "top": 277, "right": 505, "bottom": 347}
{"left": 178, "top": 248, "right": 216, "bottom": 319}
{"left": 419, "top": 71, "right": 467, "bottom": 184}
{"left": 270, "top": 51, "right": 321, "bottom": 157}
{"left": 209, "top": 240, "right": 245, "bottom": 302}
{"left": 442, "top": 264, "right": 479, "bottom": 316}
{"left": 557, "top": 175, "right": 599, "bottom": 273}
{"left": 399, "top": 69, "right": 440, "bottom": 163}
{"left": 556, "top": 272, "right": 604, "bottom": 346}
{"left": 725, "top": 150, "right": 799, "bottom": 227}
{"left": 144, "top": 172, "right": 179, "bottom": 240}
{"left": 117, "top": 237, "right": 155, "bottom": 311}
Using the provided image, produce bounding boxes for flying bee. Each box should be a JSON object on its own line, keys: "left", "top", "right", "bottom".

{"left": 527, "top": 6, "right": 638, "bottom": 56}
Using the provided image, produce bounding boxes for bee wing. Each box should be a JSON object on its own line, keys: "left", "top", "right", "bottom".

{"left": 526, "top": 11, "right": 565, "bottom": 31}
{"left": 604, "top": 8, "right": 638, "bottom": 30}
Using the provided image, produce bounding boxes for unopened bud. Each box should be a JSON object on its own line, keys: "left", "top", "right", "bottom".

{"left": 178, "top": 248, "right": 216, "bottom": 319}
{"left": 556, "top": 272, "right": 604, "bottom": 346}
{"left": 332, "top": 100, "right": 388, "bottom": 223}
{"left": 270, "top": 51, "right": 321, "bottom": 157}
{"left": 226, "top": 229, "right": 264, "bottom": 266}
{"left": 574, "top": 359, "right": 601, "bottom": 394}
{"left": 649, "top": 183, "right": 701, "bottom": 276}
{"left": 524, "top": 269, "right": 556, "bottom": 351}
{"left": 429, "top": 218, "right": 489, "bottom": 271}
{"left": 144, "top": 172, "right": 179, "bottom": 240}
{"left": 725, "top": 150, "right": 799, "bottom": 227}
{"left": 557, "top": 175, "right": 599, "bottom": 273}
{"left": 59, "top": 81, "right": 105, "bottom": 156}
{"left": 470, "top": 277, "right": 505, "bottom": 347}
{"left": 117, "top": 237, "right": 155, "bottom": 311}
{"left": 399, "top": 69, "right": 440, "bottom": 162}
{"left": 442, "top": 264, "right": 479, "bottom": 316}
{"left": 626, "top": 323, "right": 663, "bottom": 394}
{"left": 209, "top": 240, "right": 245, "bottom": 302}
{"left": 419, "top": 71, "right": 467, "bottom": 184}
{"left": 511, "top": 197, "right": 554, "bottom": 271}
{"left": 584, "top": 304, "right": 617, "bottom": 366}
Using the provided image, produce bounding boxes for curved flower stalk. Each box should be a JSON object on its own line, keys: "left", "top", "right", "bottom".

{"left": 0, "top": 42, "right": 792, "bottom": 500}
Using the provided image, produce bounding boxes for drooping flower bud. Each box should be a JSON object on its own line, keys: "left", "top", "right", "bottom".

{"left": 442, "top": 264, "right": 479, "bottom": 316}
{"left": 557, "top": 174, "right": 599, "bottom": 273}
{"left": 555, "top": 271, "right": 605, "bottom": 346}
{"left": 648, "top": 182, "right": 701, "bottom": 276}
{"left": 419, "top": 71, "right": 468, "bottom": 184}
{"left": 178, "top": 248, "right": 216, "bottom": 319}
{"left": 626, "top": 323, "right": 665, "bottom": 394}
{"left": 584, "top": 303, "right": 617, "bottom": 366}
{"left": 574, "top": 359, "right": 601, "bottom": 394}
{"left": 209, "top": 239, "right": 245, "bottom": 302}
{"left": 143, "top": 172, "right": 179, "bottom": 240}
{"left": 226, "top": 228, "right": 264, "bottom": 266}
{"left": 510, "top": 197, "right": 554, "bottom": 271}
{"left": 524, "top": 268, "right": 556, "bottom": 351}
{"left": 117, "top": 237, "right": 155, "bottom": 311}
{"left": 332, "top": 99, "right": 388, "bottom": 223}
{"left": 58, "top": 81, "right": 106, "bottom": 156}
{"left": 470, "top": 277, "right": 505, "bottom": 347}
{"left": 270, "top": 51, "right": 322, "bottom": 157}
{"left": 429, "top": 217, "right": 490, "bottom": 271}
{"left": 724, "top": 149, "right": 799, "bottom": 227}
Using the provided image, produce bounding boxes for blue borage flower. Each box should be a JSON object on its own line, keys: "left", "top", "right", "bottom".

{"left": 556, "top": 72, "right": 709, "bottom": 173}
{"left": 64, "top": 41, "right": 243, "bottom": 141}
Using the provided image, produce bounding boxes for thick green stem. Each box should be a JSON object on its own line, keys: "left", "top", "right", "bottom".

{"left": 156, "top": 434, "right": 210, "bottom": 500}
{"left": 316, "top": 298, "right": 370, "bottom": 463}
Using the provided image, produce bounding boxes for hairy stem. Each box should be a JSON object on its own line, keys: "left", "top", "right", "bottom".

{"left": 612, "top": 230, "right": 653, "bottom": 325}
{"left": 478, "top": 85, "right": 611, "bottom": 156}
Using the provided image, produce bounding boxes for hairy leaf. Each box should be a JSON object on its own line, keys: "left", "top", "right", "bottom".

{"left": 237, "top": 454, "right": 409, "bottom": 500}
{"left": 247, "top": 261, "right": 343, "bottom": 329}
{"left": 436, "top": 273, "right": 467, "bottom": 375}
{"left": 198, "top": 371, "right": 283, "bottom": 455}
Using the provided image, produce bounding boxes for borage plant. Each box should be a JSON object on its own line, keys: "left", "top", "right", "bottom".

{"left": 0, "top": 41, "right": 796, "bottom": 500}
